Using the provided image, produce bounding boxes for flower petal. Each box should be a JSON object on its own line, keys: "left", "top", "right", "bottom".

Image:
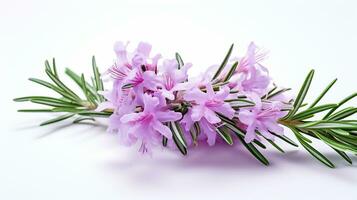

{"left": 152, "top": 121, "right": 172, "bottom": 139}
{"left": 238, "top": 110, "right": 256, "bottom": 125}
{"left": 142, "top": 93, "right": 159, "bottom": 112}
{"left": 191, "top": 106, "right": 205, "bottom": 122}
{"left": 212, "top": 103, "right": 235, "bottom": 119}
{"left": 113, "top": 41, "right": 129, "bottom": 63}
{"left": 183, "top": 88, "right": 207, "bottom": 103}
{"left": 205, "top": 83, "right": 215, "bottom": 98}
{"left": 200, "top": 119, "right": 217, "bottom": 146}
{"left": 156, "top": 110, "right": 182, "bottom": 122}
{"left": 215, "top": 86, "right": 230, "bottom": 100}
{"left": 137, "top": 42, "right": 152, "bottom": 57}
{"left": 244, "top": 123, "right": 257, "bottom": 143}
{"left": 204, "top": 109, "right": 221, "bottom": 124}
{"left": 120, "top": 113, "right": 142, "bottom": 123}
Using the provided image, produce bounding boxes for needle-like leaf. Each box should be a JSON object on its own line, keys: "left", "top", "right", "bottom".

{"left": 189, "top": 122, "right": 200, "bottom": 145}
{"left": 309, "top": 78, "right": 337, "bottom": 108}
{"left": 292, "top": 104, "right": 337, "bottom": 120}
{"left": 237, "top": 135, "right": 270, "bottom": 166}
{"left": 40, "top": 113, "right": 75, "bottom": 126}
{"left": 175, "top": 53, "right": 184, "bottom": 69}
{"left": 169, "top": 121, "right": 187, "bottom": 155}
{"left": 73, "top": 117, "right": 95, "bottom": 123}
{"left": 324, "top": 93, "right": 357, "bottom": 119}
{"left": 327, "top": 107, "right": 357, "bottom": 121}
{"left": 216, "top": 125, "right": 233, "bottom": 145}
{"left": 332, "top": 148, "right": 352, "bottom": 164}
{"left": 285, "top": 70, "right": 314, "bottom": 119}
{"left": 65, "top": 68, "right": 99, "bottom": 101}
{"left": 291, "top": 128, "right": 335, "bottom": 168}
{"left": 222, "top": 61, "right": 238, "bottom": 82}
{"left": 212, "top": 44, "right": 234, "bottom": 80}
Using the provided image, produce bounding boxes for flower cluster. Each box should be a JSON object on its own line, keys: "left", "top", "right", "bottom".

{"left": 99, "top": 41, "right": 291, "bottom": 153}
{"left": 15, "top": 40, "right": 357, "bottom": 167}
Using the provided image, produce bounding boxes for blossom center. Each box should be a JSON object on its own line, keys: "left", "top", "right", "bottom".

{"left": 138, "top": 113, "right": 154, "bottom": 124}
{"left": 130, "top": 72, "right": 144, "bottom": 86}
{"left": 205, "top": 99, "right": 223, "bottom": 107}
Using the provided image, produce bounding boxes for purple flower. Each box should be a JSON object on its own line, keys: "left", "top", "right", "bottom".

{"left": 103, "top": 41, "right": 163, "bottom": 109}
{"left": 158, "top": 59, "right": 192, "bottom": 100}
{"left": 100, "top": 40, "right": 292, "bottom": 153}
{"left": 184, "top": 84, "right": 235, "bottom": 123}
{"left": 113, "top": 41, "right": 161, "bottom": 70}
{"left": 120, "top": 94, "right": 182, "bottom": 153}
{"left": 182, "top": 84, "right": 235, "bottom": 145}
{"left": 230, "top": 42, "right": 270, "bottom": 95}
{"left": 238, "top": 95, "right": 288, "bottom": 143}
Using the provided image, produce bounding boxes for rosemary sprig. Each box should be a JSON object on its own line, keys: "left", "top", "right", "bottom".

{"left": 14, "top": 51, "right": 357, "bottom": 168}
{"left": 205, "top": 45, "right": 357, "bottom": 167}
{"left": 280, "top": 70, "right": 357, "bottom": 167}
{"left": 14, "top": 57, "right": 110, "bottom": 126}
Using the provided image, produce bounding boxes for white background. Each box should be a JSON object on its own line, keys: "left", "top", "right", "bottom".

{"left": 1, "top": 0, "right": 357, "bottom": 199}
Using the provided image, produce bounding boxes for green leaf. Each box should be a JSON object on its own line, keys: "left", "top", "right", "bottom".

{"left": 73, "top": 117, "right": 95, "bottom": 123}
{"left": 45, "top": 60, "right": 52, "bottom": 73}
{"left": 18, "top": 109, "right": 54, "bottom": 113}
{"left": 91, "top": 56, "right": 105, "bottom": 102}
{"left": 297, "top": 121, "right": 357, "bottom": 130}
{"left": 314, "top": 131, "right": 357, "bottom": 154}
{"left": 222, "top": 121, "right": 245, "bottom": 137}
{"left": 329, "top": 131, "right": 357, "bottom": 147}
{"left": 222, "top": 61, "right": 238, "bottom": 82}
{"left": 237, "top": 135, "right": 270, "bottom": 166}
{"left": 77, "top": 111, "right": 112, "bottom": 117}
{"left": 30, "top": 99, "right": 78, "bottom": 108}
{"left": 293, "top": 129, "right": 312, "bottom": 143}
{"left": 122, "top": 83, "right": 133, "bottom": 89}
{"left": 324, "top": 93, "right": 357, "bottom": 119}
{"left": 291, "top": 128, "right": 335, "bottom": 168}
{"left": 216, "top": 125, "right": 233, "bottom": 145}
{"left": 332, "top": 148, "right": 352, "bottom": 164}
{"left": 175, "top": 53, "right": 184, "bottom": 69}
{"left": 65, "top": 68, "right": 99, "bottom": 101}
{"left": 189, "top": 122, "right": 200, "bottom": 146}
{"left": 29, "top": 78, "right": 76, "bottom": 101}
{"left": 272, "top": 133, "right": 299, "bottom": 147}
{"left": 285, "top": 70, "right": 315, "bottom": 119}
{"left": 266, "top": 88, "right": 291, "bottom": 99}
{"left": 331, "top": 129, "right": 350, "bottom": 136}
{"left": 309, "top": 78, "right": 337, "bottom": 108}
{"left": 266, "top": 139, "right": 285, "bottom": 153}
{"left": 169, "top": 121, "right": 187, "bottom": 155}
{"left": 218, "top": 116, "right": 266, "bottom": 148}
{"left": 52, "top": 58, "right": 58, "bottom": 77}
{"left": 92, "top": 56, "right": 104, "bottom": 92}
{"left": 292, "top": 104, "right": 337, "bottom": 120}
{"left": 327, "top": 107, "right": 357, "bottom": 121}
{"left": 45, "top": 69, "right": 80, "bottom": 100}
{"left": 162, "top": 136, "right": 168, "bottom": 147}
{"left": 40, "top": 113, "right": 75, "bottom": 126}
{"left": 226, "top": 98, "right": 255, "bottom": 109}
{"left": 212, "top": 44, "right": 234, "bottom": 80}
{"left": 52, "top": 107, "right": 86, "bottom": 113}
{"left": 14, "top": 96, "right": 82, "bottom": 107}
{"left": 266, "top": 85, "right": 277, "bottom": 96}
{"left": 80, "top": 74, "right": 96, "bottom": 104}
{"left": 14, "top": 96, "right": 69, "bottom": 103}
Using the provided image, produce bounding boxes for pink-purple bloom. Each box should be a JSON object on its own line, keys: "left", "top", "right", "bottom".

{"left": 101, "top": 41, "right": 290, "bottom": 153}
{"left": 238, "top": 95, "right": 288, "bottom": 142}
{"left": 182, "top": 84, "right": 235, "bottom": 145}
{"left": 229, "top": 42, "right": 270, "bottom": 96}
{"left": 120, "top": 94, "right": 182, "bottom": 153}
